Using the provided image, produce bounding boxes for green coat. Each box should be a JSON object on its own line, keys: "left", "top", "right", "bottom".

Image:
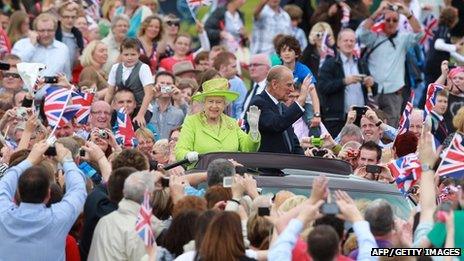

{"left": 175, "top": 113, "right": 260, "bottom": 162}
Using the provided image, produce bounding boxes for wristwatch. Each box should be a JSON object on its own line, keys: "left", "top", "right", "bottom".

{"left": 314, "top": 113, "right": 321, "bottom": 118}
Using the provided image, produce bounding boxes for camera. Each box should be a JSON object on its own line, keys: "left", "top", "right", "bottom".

{"left": 44, "top": 147, "right": 57, "bottom": 156}
{"left": 387, "top": 4, "right": 400, "bottom": 11}
{"left": 79, "top": 149, "right": 86, "bottom": 157}
{"left": 16, "top": 107, "right": 28, "bottom": 120}
{"left": 161, "top": 177, "right": 170, "bottom": 188}
{"left": 310, "top": 137, "right": 323, "bottom": 148}
{"left": 98, "top": 129, "right": 108, "bottom": 139}
{"left": 315, "top": 32, "right": 324, "bottom": 39}
{"left": 44, "top": 76, "right": 59, "bottom": 84}
{"left": 366, "top": 164, "right": 382, "bottom": 174}
{"left": 160, "top": 85, "right": 173, "bottom": 94}
{"left": 312, "top": 148, "right": 328, "bottom": 157}
{"left": 258, "top": 207, "right": 270, "bottom": 217}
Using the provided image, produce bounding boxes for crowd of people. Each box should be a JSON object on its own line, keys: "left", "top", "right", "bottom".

{"left": 0, "top": 0, "right": 463, "bottom": 260}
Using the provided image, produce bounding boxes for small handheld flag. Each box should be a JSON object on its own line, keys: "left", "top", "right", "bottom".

{"left": 135, "top": 189, "right": 154, "bottom": 247}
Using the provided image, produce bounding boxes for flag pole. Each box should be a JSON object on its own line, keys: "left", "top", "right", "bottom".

{"left": 48, "top": 90, "right": 73, "bottom": 140}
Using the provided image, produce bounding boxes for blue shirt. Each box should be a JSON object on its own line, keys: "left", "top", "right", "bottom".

{"left": 0, "top": 160, "right": 87, "bottom": 261}
{"left": 229, "top": 76, "right": 248, "bottom": 119}
{"left": 293, "top": 61, "right": 316, "bottom": 85}
{"left": 12, "top": 39, "right": 72, "bottom": 79}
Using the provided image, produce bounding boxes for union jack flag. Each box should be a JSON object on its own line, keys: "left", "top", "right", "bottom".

{"left": 0, "top": 28, "right": 11, "bottom": 59}
{"left": 341, "top": 5, "right": 350, "bottom": 28}
{"left": 436, "top": 133, "right": 464, "bottom": 179}
{"left": 371, "top": 15, "right": 385, "bottom": 33}
{"left": 397, "top": 90, "right": 415, "bottom": 135}
{"left": 44, "top": 86, "right": 79, "bottom": 127}
{"left": 320, "top": 31, "right": 335, "bottom": 66}
{"left": 387, "top": 153, "right": 422, "bottom": 196}
{"left": 135, "top": 189, "right": 154, "bottom": 247}
{"left": 71, "top": 91, "right": 94, "bottom": 124}
{"left": 419, "top": 14, "right": 438, "bottom": 51}
{"left": 187, "top": 0, "right": 211, "bottom": 8}
{"left": 352, "top": 39, "right": 363, "bottom": 59}
{"left": 424, "top": 83, "right": 445, "bottom": 116}
{"left": 113, "top": 108, "right": 138, "bottom": 148}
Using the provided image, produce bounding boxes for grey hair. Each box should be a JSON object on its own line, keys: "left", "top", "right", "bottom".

{"left": 153, "top": 139, "right": 170, "bottom": 157}
{"left": 206, "top": 158, "right": 235, "bottom": 186}
{"left": 339, "top": 124, "right": 363, "bottom": 144}
{"left": 364, "top": 199, "right": 394, "bottom": 236}
{"left": 111, "top": 14, "right": 130, "bottom": 30}
{"left": 123, "top": 171, "right": 155, "bottom": 203}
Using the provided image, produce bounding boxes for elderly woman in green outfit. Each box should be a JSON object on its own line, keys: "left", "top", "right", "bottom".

{"left": 175, "top": 78, "right": 261, "bottom": 163}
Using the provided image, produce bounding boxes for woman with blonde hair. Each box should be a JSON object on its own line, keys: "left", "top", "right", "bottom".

{"left": 98, "top": 0, "right": 123, "bottom": 38}
{"left": 7, "top": 11, "right": 29, "bottom": 45}
{"left": 137, "top": 15, "right": 164, "bottom": 72}
{"left": 300, "top": 22, "right": 336, "bottom": 76}
{"left": 78, "top": 40, "right": 109, "bottom": 99}
{"left": 135, "top": 127, "right": 156, "bottom": 159}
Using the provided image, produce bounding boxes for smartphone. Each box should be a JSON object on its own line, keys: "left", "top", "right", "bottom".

{"left": 366, "top": 164, "right": 382, "bottom": 174}
{"left": 321, "top": 202, "right": 340, "bottom": 215}
{"left": 0, "top": 62, "right": 10, "bottom": 71}
{"left": 79, "top": 149, "right": 86, "bottom": 157}
{"left": 223, "top": 176, "right": 233, "bottom": 188}
{"left": 353, "top": 106, "right": 368, "bottom": 126}
{"left": 44, "top": 147, "right": 57, "bottom": 156}
{"left": 309, "top": 126, "right": 321, "bottom": 137}
{"left": 258, "top": 207, "right": 270, "bottom": 217}
{"left": 44, "top": 76, "right": 59, "bottom": 84}
{"left": 161, "top": 177, "right": 170, "bottom": 188}
{"left": 235, "top": 166, "right": 247, "bottom": 175}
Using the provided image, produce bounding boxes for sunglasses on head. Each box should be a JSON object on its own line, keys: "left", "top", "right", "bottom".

{"left": 166, "top": 20, "right": 180, "bottom": 27}
{"left": 3, "top": 72, "right": 20, "bottom": 79}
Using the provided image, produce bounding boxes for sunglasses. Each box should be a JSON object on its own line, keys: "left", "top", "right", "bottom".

{"left": 385, "top": 18, "right": 398, "bottom": 23}
{"left": 166, "top": 20, "right": 180, "bottom": 27}
{"left": 3, "top": 72, "right": 20, "bottom": 79}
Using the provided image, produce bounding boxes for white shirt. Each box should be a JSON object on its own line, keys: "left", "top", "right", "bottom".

{"left": 265, "top": 89, "right": 305, "bottom": 112}
{"left": 241, "top": 79, "right": 266, "bottom": 119}
{"left": 175, "top": 249, "right": 258, "bottom": 261}
{"left": 340, "top": 53, "right": 365, "bottom": 113}
{"left": 88, "top": 199, "right": 166, "bottom": 261}
{"left": 12, "top": 39, "right": 71, "bottom": 79}
{"left": 107, "top": 62, "right": 154, "bottom": 87}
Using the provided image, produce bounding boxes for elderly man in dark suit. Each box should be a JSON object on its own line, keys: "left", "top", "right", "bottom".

{"left": 250, "top": 65, "right": 311, "bottom": 154}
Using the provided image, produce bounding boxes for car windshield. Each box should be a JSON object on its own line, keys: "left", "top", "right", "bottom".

{"left": 260, "top": 187, "right": 414, "bottom": 220}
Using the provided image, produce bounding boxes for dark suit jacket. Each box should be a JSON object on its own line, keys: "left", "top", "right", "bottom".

{"left": 317, "top": 52, "right": 378, "bottom": 122}
{"left": 250, "top": 91, "right": 304, "bottom": 155}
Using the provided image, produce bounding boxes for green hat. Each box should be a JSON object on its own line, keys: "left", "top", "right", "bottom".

{"left": 192, "top": 78, "right": 239, "bottom": 102}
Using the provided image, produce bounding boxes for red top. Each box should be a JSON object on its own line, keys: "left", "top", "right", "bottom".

{"left": 292, "top": 238, "right": 353, "bottom": 261}
{"left": 66, "top": 235, "right": 81, "bottom": 261}
{"left": 158, "top": 54, "right": 194, "bottom": 73}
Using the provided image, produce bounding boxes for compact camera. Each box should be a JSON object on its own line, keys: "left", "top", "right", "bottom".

{"left": 160, "top": 85, "right": 173, "bottom": 94}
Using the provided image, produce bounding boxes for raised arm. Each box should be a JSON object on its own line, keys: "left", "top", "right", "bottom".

{"left": 0, "top": 141, "right": 48, "bottom": 210}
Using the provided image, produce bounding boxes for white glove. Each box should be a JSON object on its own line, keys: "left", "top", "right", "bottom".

{"left": 247, "top": 105, "right": 261, "bottom": 132}
{"left": 186, "top": 151, "right": 199, "bottom": 162}
{"left": 247, "top": 106, "right": 261, "bottom": 141}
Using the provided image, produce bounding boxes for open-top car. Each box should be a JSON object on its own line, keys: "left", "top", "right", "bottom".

{"left": 190, "top": 152, "right": 415, "bottom": 220}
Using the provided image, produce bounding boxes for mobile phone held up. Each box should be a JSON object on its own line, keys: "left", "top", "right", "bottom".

{"left": 320, "top": 202, "right": 340, "bottom": 215}
{"left": 352, "top": 106, "right": 368, "bottom": 126}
